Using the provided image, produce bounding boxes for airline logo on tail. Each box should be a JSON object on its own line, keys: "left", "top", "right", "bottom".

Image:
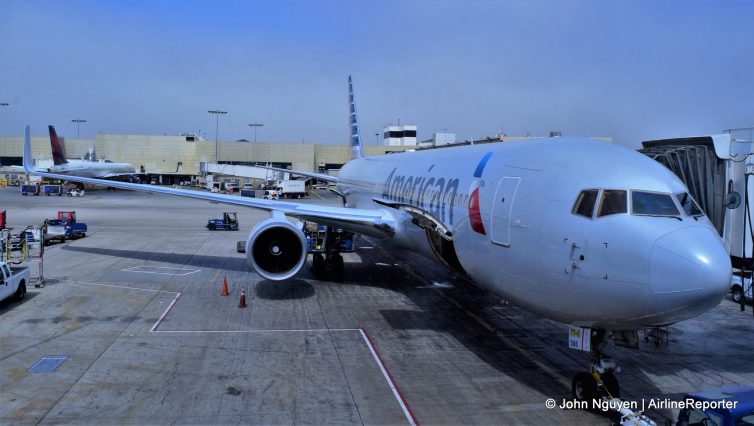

{"left": 49, "top": 125, "right": 68, "bottom": 165}
{"left": 348, "top": 75, "right": 364, "bottom": 160}
{"left": 469, "top": 152, "right": 493, "bottom": 235}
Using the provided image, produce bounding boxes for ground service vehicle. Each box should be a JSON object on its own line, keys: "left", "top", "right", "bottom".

{"left": 262, "top": 190, "right": 279, "bottom": 200}
{"left": 67, "top": 188, "right": 85, "bottom": 197}
{"left": 43, "top": 184, "right": 63, "bottom": 196}
{"left": 0, "top": 261, "right": 29, "bottom": 303}
{"left": 207, "top": 212, "right": 239, "bottom": 231}
{"left": 676, "top": 386, "right": 754, "bottom": 426}
{"left": 731, "top": 274, "right": 752, "bottom": 304}
{"left": 21, "top": 184, "right": 39, "bottom": 196}
{"left": 276, "top": 180, "right": 307, "bottom": 198}
{"left": 45, "top": 211, "right": 87, "bottom": 244}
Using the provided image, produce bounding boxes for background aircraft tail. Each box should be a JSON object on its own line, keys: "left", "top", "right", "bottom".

{"left": 49, "top": 125, "right": 68, "bottom": 165}
{"left": 348, "top": 75, "right": 364, "bottom": 160}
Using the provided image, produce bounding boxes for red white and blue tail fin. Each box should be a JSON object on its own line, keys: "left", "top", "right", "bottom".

{"left": 348, "top": 75, "right": 364, "bottom": 160}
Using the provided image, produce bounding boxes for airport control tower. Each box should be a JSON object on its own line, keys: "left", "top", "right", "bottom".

{"left": 383, "top": 124, "right": 417, "bottom": 147}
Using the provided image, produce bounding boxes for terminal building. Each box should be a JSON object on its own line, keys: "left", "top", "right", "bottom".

{"left": 0, "top": 130, "right": 612, "bottom": 185}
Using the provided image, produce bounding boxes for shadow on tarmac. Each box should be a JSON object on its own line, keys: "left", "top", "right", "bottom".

{"left": 61, "top": 245, "right": 249, "bottom": 272}
{"left": 255, "top": 279, "right": 314, "bottom": 300}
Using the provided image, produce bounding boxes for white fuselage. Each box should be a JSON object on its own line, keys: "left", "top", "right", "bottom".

{"left": 49, "top": 160, "right": 136, "bottom": 179}
{"left": 337, "top": 138, "right": 731, "bottom": 330}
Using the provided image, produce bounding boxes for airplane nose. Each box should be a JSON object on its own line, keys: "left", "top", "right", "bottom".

{"left": 649, "top": 226, "right": 731, "bottom": 323}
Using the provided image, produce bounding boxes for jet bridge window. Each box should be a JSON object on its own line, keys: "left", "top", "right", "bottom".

{"left": 597, "top": 190, "right": 627, "bottom": 217}
{"left": 632, "top": 191, "right": 680, "bottom": 217}
{"left": 572, "top": 189, "right": 599, "bottom": 218}
{"left": 676, "top": 192, "right": 704, "bottom": 217}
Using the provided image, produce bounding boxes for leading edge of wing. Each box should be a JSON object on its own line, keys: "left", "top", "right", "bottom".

{"left": 250, "top": 164, "right": 338, "bottom": 183}
{"left": 22, "top": 126, "right": 392, "bottom": 236}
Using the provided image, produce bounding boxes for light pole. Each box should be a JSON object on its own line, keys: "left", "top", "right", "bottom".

{"left": 374, "top": 133, "right": 379, "bottom": 146}
{"left": 71, "top": 119, "right": 86, "bottom": 140}
{"left": 208, "top": 110, "right": 227, "bottom": 163}
{"left": 248, "top": 123, "right": 264, "bottom": 142}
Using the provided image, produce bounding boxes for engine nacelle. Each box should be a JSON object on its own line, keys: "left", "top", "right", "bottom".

{"left": 246, "top": 217, "right": 307, "bottom": 281}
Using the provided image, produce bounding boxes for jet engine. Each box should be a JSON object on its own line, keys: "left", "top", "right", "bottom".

{"left": 246, "top": 217, "right": 308, "bottom": 281}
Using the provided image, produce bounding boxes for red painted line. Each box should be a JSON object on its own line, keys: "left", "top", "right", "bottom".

{"left": 361, "top": 328, "right": 419, "bottom": 426}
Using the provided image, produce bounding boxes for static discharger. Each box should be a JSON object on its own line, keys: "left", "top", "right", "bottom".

{"left": 221, "top": 276, "right": 229, "bottom": 297}
{"left": 239, "top": 289, "right": 247, "bottom": 308}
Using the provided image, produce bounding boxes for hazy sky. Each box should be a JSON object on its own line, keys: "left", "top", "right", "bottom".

{"left": 1, "top": 0, "right": 753, "bottom": 148}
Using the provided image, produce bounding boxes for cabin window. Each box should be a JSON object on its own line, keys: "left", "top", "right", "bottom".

{"left": 597, "top": 190, "right": 627, "bottom": 217}
{"left": 572, "top": 189, "right": 599, "bottom": 218}
{"left": 675, "top": 192, "right": 704, "bottom": 217}
{"left": 632, "top": 191, "right": 680, "bottom": 217}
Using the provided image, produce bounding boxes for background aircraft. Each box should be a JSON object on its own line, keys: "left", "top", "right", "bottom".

{"left": 45, "top": 125, "right": 137, "bottom": 179}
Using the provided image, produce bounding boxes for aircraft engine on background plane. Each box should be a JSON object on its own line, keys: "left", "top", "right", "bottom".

{"left": 245, "top": 215, "right": 308, "bottom": 281}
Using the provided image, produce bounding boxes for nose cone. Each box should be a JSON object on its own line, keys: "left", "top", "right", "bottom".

{"left": 649, "top": 226, "right": 731, "bottom": 324}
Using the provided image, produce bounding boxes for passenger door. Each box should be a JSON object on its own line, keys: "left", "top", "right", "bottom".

{"left": 490, "top": 177, "right": 521, "bottom": 246}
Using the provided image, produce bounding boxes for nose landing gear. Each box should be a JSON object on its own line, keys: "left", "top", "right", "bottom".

{"left": 571, "top": 329, "right": 621, "bottom": 402}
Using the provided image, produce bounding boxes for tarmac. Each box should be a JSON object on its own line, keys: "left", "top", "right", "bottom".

{"left": 1, "top": 186, "right": 753, "bottom": 425}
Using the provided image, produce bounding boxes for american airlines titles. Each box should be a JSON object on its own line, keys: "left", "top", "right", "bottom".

{"left": 382, "top": 167, "right": 460, "bottom": 225}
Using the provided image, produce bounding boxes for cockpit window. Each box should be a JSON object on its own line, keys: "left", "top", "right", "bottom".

{"left": 598, "top": 190, "right": 627, "bottom": 217}
{"left": 676, "top": 192, "right": 704, "bottom": 217}
{"left": 632, "top": 191, "right": 680, "bottom": 216}
{"left": 572, "top": 189, "right": 599, "bottom": 218}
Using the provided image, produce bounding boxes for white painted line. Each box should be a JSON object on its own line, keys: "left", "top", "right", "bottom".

{"left": 359, "top": 329, "right": 418, "bottom": 426}
{"left": 63, "top": 279, "right": 418, "bottom": 425}
{"left": 95, "top": 226, "right": 207, "bottom": 230}
{"left": 126, "top": 266, "right": 189, "bottom": 270}
{"left": 151, "top": 328, "right": 362, "bottom": 333}
{"left": 122, "top": 265, "right": 201, "bottom": 276}
{"left": 150, "top": 293, "right": 181, "bottom": 332}
{"left": 65, "top": 280, "right": 178, "bottom": 294}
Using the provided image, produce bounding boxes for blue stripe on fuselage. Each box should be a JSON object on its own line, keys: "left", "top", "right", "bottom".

{"left": 473, "top": 152, "right": 494, "bottom": 178}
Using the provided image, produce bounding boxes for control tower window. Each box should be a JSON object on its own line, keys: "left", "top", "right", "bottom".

{"left": 675, "top": 192, "right": 704, "bottom": 217}
{"left": 572, "top": 189, "right": 599, "bottom": 218}
{"left": 632, "top": 191, "right": 680, "bottom": 216}
{"left": 598, "top": 190, "right": 627, "bottom": 217}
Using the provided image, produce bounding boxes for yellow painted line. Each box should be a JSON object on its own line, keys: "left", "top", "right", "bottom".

{"left": 311, "top": 190, "right": 325, "bottom": 200}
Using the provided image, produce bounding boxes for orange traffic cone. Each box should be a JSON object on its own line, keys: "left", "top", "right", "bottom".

{"left": 239, "top": 290, "right": 247, "bottom": 308}
{"left": 221, "top": 276, "right": 229, "bottom": 297}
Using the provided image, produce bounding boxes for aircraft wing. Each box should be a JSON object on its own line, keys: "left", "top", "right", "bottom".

{"left": 251, "top": 164, "right": 338, "bottom": 183}
{"left": 22, "top": 126, "right": 394, "bottom": 238}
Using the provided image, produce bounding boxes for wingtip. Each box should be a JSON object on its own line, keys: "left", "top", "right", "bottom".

{"left": 23, "top": 125, "right": 35, "bottom": 173}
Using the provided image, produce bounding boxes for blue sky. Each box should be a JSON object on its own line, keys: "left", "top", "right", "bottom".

{"left": 1, "top": 0, "right": 753, "bottom": 148}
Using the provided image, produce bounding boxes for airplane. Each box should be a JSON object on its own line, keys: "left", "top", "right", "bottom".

{"left": 21, "top": 76, "right": 731, "bottom": 403}
{"left": 45, "top": 125, "right": 138, "bottom": 179}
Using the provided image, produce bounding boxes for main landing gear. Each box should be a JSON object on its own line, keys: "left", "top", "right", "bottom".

{"left": 572, "top": 329, "right": 621, "bottom": 402}
{"left": 311, "top": 252, "right": 344, "bottom": 275}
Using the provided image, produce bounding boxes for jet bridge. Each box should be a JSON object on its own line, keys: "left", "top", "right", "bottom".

{"left": 639, "top": 129, "right": 754, "bottom": 268}
{"left": 200, "top": 162, "right": 290, "bottom": 181}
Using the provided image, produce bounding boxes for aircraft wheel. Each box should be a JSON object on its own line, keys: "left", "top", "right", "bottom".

{"left": 732, "top": 286, "right": 745, "bottom": 304}
{"left": 572, "top": 372, "right": 596, "bottom": 403}
{"left": 331, "top": 253, "right": 344, "bottom": 273}
{"left": 600, "top": 372, "right": 620, "bottom": 398}
{"left": 312, "top": 253, "right": 325, "bottom": 274}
